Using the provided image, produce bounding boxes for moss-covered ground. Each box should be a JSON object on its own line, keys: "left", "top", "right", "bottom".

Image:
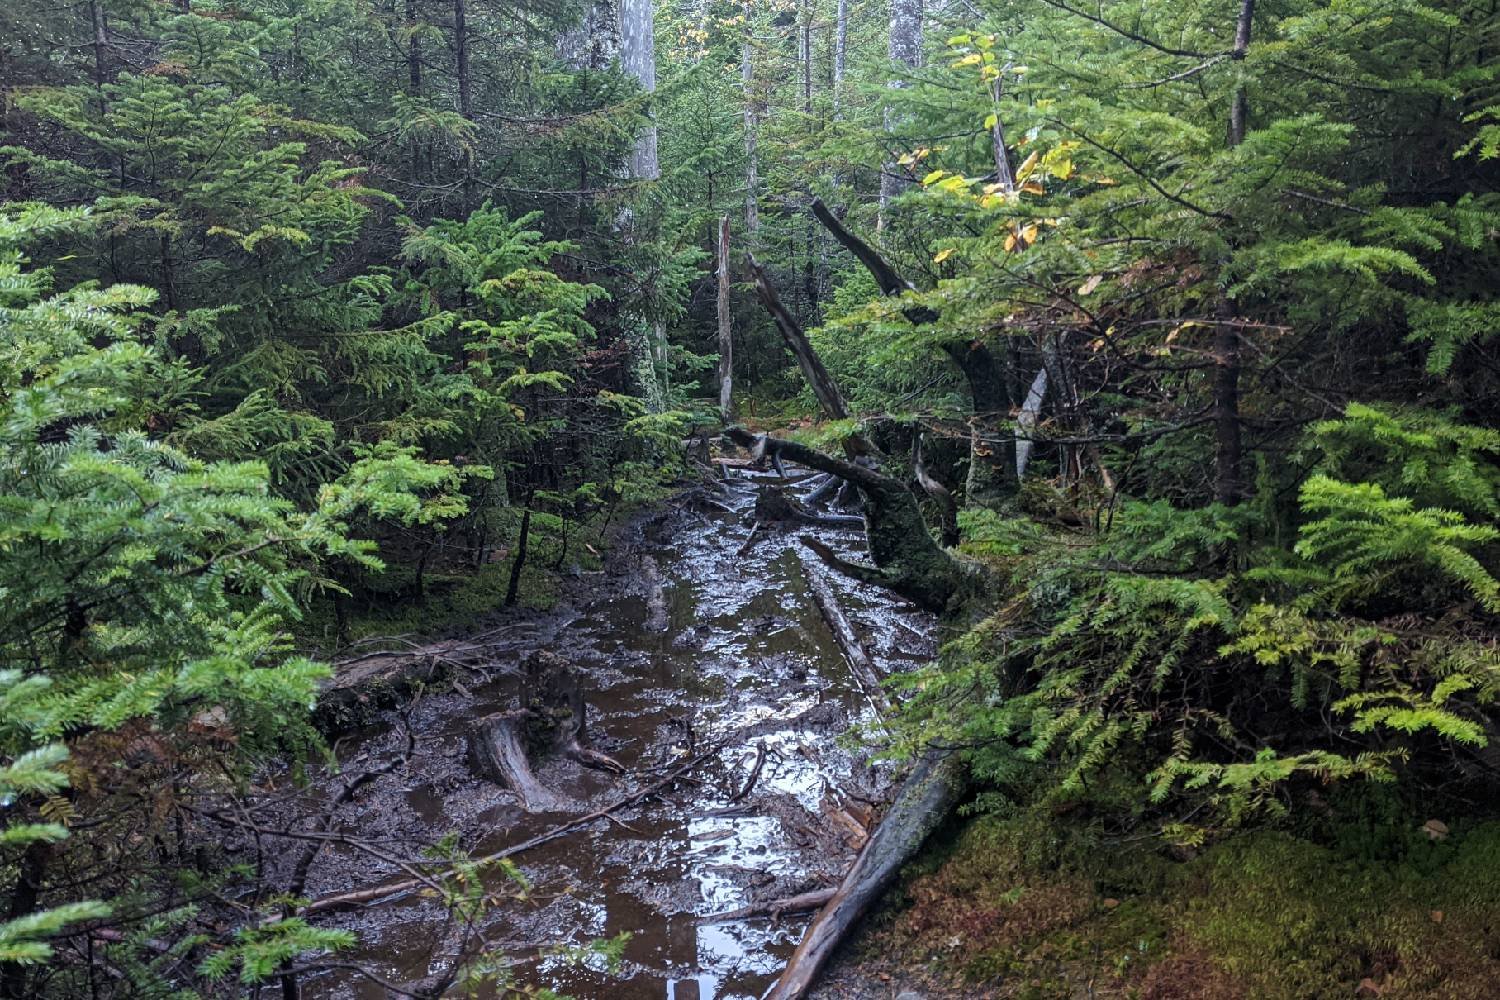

{"left": 835, "top": 788, "right": 1500, "bottom": 999}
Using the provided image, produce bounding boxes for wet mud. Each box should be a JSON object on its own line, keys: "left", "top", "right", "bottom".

{"left": 244, "top": 474, "right": 936, "bottom": 999}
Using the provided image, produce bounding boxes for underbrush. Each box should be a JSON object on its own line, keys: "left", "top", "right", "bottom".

{"left": 861, "top": 790, "right": 1500, "bottom": 999}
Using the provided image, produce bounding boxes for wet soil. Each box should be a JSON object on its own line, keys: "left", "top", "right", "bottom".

{"left": 240, "top": 473, "right": 937, "bottom": 999}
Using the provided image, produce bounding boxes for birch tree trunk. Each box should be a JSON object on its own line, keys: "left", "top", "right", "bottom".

{"left": 717, "top": 216, "right": 734, "bottom": 420}
{"left": 559, "top": 0, "right": 620, "bottom": 70}
{"left": 742, "top": 5, "right": 760, "bottom": 234}
{"left": 833, "top": 0, "right": 849, "bottom": 116}
{"left": 880, "top": 0, "right": 923, "bottom": 225}
{"left": 621, "top": 0, "right": 659, "bottom": 180}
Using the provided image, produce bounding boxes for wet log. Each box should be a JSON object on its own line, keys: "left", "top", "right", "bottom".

{"left": 468, "top": 712, "right": 569, "bottom": 812}
{"left": 724, "top": 427, "right": 989, "bottom": 614}
{"left": 700, "top": 887, "right": 837, "bottom": 924}
{"left": 754, "top": 486, "right": 865, "bottom": 531}
{"left": 640, "top": 555, "right": 669, "bottom": 632}
{"left": 766, "top": 751, "right": 964, "bottom": 999}
{"left": 800, "top": 558, "right": 890, "bottom": 714}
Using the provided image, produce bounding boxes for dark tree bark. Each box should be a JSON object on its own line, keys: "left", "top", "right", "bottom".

{"left": 747, "top": 254, "right": 849, "bottom": 422}
{"left": 724, "top": 428, "right": 983, "bottom": 613}
{"left": 809, "top": 198, "right": 1019, "bottom": 502}
{"left": 504, "top": 507, "right": 531, "bottom": 607}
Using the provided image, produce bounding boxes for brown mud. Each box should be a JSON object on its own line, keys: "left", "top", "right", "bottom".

{"left": 225, "top": 472, "right": 937, "bottom": 998}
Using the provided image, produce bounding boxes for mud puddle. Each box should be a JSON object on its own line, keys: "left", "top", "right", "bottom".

{"left": 247, "top": 474, "right": 936, "bottom": 998}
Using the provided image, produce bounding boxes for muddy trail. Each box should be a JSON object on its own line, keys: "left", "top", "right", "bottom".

{"left": 235, "top": 471, "right": 937, "bottom": 998}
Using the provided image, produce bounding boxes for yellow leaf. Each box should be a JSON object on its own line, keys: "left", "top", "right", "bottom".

{"left": 1015, "top": 150, "right": 1040, "bottom": 182}
{"left": 984, "top": 112, "right": 998, "bottom": 130}
{"left": 1004, "top": 230, "right": 1018, "bottom": 252}
{"left": 933, "top": 248, "right": 956, "bottom": 264}
{"left": 1021, "top": 181, "right": 1044, "bottom": 195}
{"left": 1021, "top": 223, "right": 1039, "bottom": 243}
{"left": 922, "top": 169, "right": 947, "bottom": 185}
{"left": 952, "top": 53, "right": 982, "bottom": 67}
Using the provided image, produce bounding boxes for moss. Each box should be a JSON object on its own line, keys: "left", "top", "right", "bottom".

{"left": 855, "top": 806, "right": 1500, "bottom": 999}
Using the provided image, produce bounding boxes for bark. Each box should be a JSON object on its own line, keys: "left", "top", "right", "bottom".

{"left": 504, "top": 507, "right": 531, "bottom": 607}
{"left": 717, "top": 215, "right": 734, "bottom": 420}
{"left": 454, "top": 0, "right": 471, "bottom": 121}
{"left": 468, "top": 713, "right": 570, "bottom": 811}
{"left": 701, "top": 887, "right": 837, "bottom": 923}
{"left": 724, "top": 428, "right": 982, "bottom": 613}
{"left": 620, "top": 0, "right": 659, "bottom": 180}
{"left": 560, "top": 0, "right": 620, "bottom": 70}
{"left": 1215, "top": 0, "right": 1254, "bottom": 502}
{"left": 809, "top": 199, "right": 1018, "bottom": 502}
{"left": 766, "top": 751, "right": 963, "bottom": 999}
{"left": 1213, "top": 302, "right": 1243, "bottom": 504}
{"left": 990, "top": 77, "right": 1016, "bottom": 193}
{"left": 746, "top": 254, "right": 849, "bottom": 422}
{"left": 406, "top": 0, "right": 423, "bottom": 180}
{"left": 742, "top": 7, "right": 760, "bottom": 233}
{"left": 1, "top": 840, "right": 52, "bottom": 998}
{"left": 914, "top": 433, "right": 959, "bottom": 547}
{"left": 880, "top": 0, "right": 924, "bottom": 223}
{"left": 1014, "top": 364, "right": 1049, "bottom": 479}
{"left": 802, "top": 558, "right": 891, "bottom": 713}
{"left": 833, "top": 0, "right": 850, "bottom": 116}
{"left": 1229, "top": 0, "right": 1255, "bottom": 147}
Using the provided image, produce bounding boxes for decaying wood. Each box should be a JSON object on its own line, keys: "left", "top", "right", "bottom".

{"left": 913, "top": 432, "right": 959, "bottom": 547}
{"left": 299, "top": 743, "right": 724, "bottom": 916}
{"left": 467, "top": 651, "right": 621, "bottom": 810}
{"left": 468, "top": 712, "right": 569, "bottom": 812}
{"left": 700, "top": 887, "right": 837, "bottom": 924}
{"left": 809, "top": 197, "right": 1020, "bottom": 503}
{"left": 641, "top": 555, "right": 669, "bottom": 632}
{"left": 754, "top": 486, "right": 865, "bottom": 531}
{"left": 766, "top": 751, "right": 964, "bottom": 1000}
{"left": 801, "top": 558, "right": 890, "bottom": 714}
{"left": 746, "top": 254, "right": 850, "bottom": 422}
{"left": 724, "top": 427, "right": 985, "bottom": 613}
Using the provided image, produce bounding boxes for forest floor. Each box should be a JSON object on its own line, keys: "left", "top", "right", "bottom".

{"left": 222, "top": 467, "right": 943, "bottom": 998}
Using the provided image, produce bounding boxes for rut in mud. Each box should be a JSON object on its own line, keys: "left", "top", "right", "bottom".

{"left": 229, "top": 472, "right": 936, "bottom": 999}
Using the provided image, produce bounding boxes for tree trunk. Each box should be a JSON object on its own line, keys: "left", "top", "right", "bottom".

{"left": 504, "top": 507, "right": 531, "bottom": 607}
{"left": 880, "top": 0, "right": 923, "bottom": 225}
{"left": 724, "top": 429, "right": 981, "bottom": 613}
{"left": 833, "top": 0, "right": 849, "bottom": 116}
{"left": 1, "top": 840, "right": 52, "bottom": 999}
{"left": 990, "top": 77, "right": 1016, "bottom": 193}
{"left": 453, "top": 0, "right": 474, "bottom": 208}
{"left": 1216, "top": 0, "right": 1253, "bottom": 503}
{"left": 809, "top": 198, "right": 1018, "bottom": 502}
{"left": 766, "top": 751, "right": 963, "bottom": 999}
{"left": 1213, "top": 304, "right": 1242, "bottom": 504}
{"left": 747, "top": 254, "right": 849, "bottom": 422}
{"left": 406, "top": 0, "right": 423, "bottom": 182}
{"left": 620, "top": 0, "right": 659, "bottom": 180}
{"left": 742, "top": 6, "right": 759, "bottom": 234}
{"left": 717, "top": 216, "right": 734, "bottom": 420}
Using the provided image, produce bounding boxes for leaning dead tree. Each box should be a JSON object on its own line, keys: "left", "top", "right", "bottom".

{"left": 808, "top": 198, "right": 1028, "bottom": 506}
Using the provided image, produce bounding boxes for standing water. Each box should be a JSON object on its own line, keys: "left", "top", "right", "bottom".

{"left": 245, "top": 475, "right": 935, "bottom": 998}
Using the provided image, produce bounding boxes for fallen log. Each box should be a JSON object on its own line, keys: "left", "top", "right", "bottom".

{"left": 766, "top": 751, "right": 964, "bottom": 999}
{"left": 641, "top": 555, "right": 669, "bottom": 632}
{"left": 754, "top": 486, "right": 865, "bottom": 531}
{"left": 700, "top": 887, "right": 837, "bottom": 924}
{"left": 298, "top": 744, "right": 723, "bottom": 916}
{"left": 800, "top": 559, "right": 890, "bottom": 715}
